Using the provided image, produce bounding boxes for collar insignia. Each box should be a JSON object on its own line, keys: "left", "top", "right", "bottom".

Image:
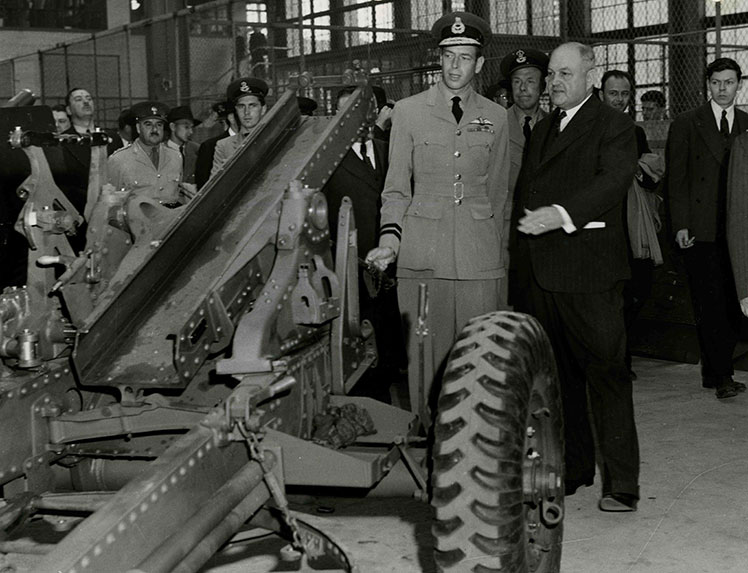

{"left": 451, "top": 17, "right": 465, "bottom": 34}
{"left": 469, "top": 117, "right": 494, "bottom": 126}
{"left": 515, "top": 50, "right": 526, "bottom": 64}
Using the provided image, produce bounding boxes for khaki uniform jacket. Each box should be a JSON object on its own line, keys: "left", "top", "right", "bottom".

{"left": 211, "top": 133, "right": 244, "bottom": 179}
{"left": 381, "top": 83, "right": 510, "bottom": 280}
{"left": 108, "top": 141, "right": 182, "bottom": 204}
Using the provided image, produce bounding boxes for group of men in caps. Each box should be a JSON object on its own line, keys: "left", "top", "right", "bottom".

{"left": 364, "top": 12, "right": 641, "bottom": 514}
{"left": 107, "top": 76, "right": 269, "bottom": 207}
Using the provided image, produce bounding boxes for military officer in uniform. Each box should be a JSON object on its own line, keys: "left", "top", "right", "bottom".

{"left": 108, "top": 101, "right": 184, "bottom": 206}
{"left": 501, "top": 48, "right": 549, "bottom": 305}
{"left": 501, "top": 48, "right": 549, "bottom": 195}
{"left": 366, "top": 12, "right": 509, "bottom": 419}
{"left": 211, "top": 77, "right": 268, "bottom": 178}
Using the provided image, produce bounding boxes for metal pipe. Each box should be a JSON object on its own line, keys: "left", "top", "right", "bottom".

{"left": 3, "top": 88, "right": 35, "bottom": 107}
{"left": 171, "top": 481, "right": 271, "bottom": 573}
{"left": 0, "top": 540, "right": 55, "bottom": 555}
{"left": 134, "top": 455, "right": 271, "bottom": 573}
{"left": 715, "top": 0, "right": 722, "bottom": 58}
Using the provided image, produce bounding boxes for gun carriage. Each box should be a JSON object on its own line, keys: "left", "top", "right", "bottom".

{"left": 0, "top": 76, "right": 564, "bottom": 573}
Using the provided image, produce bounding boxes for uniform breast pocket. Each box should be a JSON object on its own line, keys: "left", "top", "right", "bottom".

{"left": 414, "top": 137, "right": 449, "bottom": 173}
{"left": 468, "top": 201, "right": 501, "bottom": 271}
{"left": 398, "top": 201, "right": 444, "bottom": 272}
{"left": 466, "top": 131, "right": 494, "bottom": 176}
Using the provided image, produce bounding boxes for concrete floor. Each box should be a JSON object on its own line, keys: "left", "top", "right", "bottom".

{"left": 203, "top": 357, "right": 748, "bottom": 573}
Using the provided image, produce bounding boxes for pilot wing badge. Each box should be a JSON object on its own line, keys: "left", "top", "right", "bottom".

{"left": 468, "top": 116, "right": 494, "bottom": 132}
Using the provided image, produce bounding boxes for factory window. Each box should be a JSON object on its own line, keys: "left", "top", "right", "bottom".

{"left": 491, "top": 1, "right": 528, "bottom": 35}
{"left": 343, "top": 0, "right": 394, "bottom": 46}
{"left": 531, "top": 0, "right": 560, "bottom": 36}
{"left": 411, "top": 0, "right": 442, "bottom": 30}
{"left": 0, "top": 0, "right": 106, "bottom": 30}
{"left": 285, "top": 0, "right": 331, "bottom": 56}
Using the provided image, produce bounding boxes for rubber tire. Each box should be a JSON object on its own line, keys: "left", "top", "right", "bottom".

{"left": 431, "top": 310, "right": 564, "bottom": 572}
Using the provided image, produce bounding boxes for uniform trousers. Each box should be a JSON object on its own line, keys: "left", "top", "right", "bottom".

{"left": 682, "top": 241, "right": 740, "bottom": 381}
{"left": 398, "top": 277, "right": 501, "bottom": 419}
{"left": 519, "top": 273, "right": 640, "bottom": 497}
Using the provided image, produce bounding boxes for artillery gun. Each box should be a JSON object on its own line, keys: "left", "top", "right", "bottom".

{"left": 0, "top": 77, "right": 564, "bottom": 572}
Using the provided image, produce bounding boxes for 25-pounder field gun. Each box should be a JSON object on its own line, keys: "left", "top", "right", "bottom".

{"left": 0, "top": 78, "right": 564, "bottom": 572}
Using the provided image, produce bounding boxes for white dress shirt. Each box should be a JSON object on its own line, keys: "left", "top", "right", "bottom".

{"left": 710, "top": 99, "right": 735, "bottom": 132}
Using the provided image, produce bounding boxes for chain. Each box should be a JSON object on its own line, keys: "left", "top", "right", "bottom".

{"left": 240, "top": 425, "right": 307, "bottom": 554}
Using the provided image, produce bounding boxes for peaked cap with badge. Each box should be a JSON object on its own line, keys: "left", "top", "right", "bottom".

{"left": 226, "top": 77, "right": 269, "bottom": 103}
{"left": 131, "top": 101, "right": 169, "bottom": 122}
{"left": 500, "top": 48, "right": 549, "bottom": 79}
{"left": 431, "top": 11, "right": 492, "bottom": 48}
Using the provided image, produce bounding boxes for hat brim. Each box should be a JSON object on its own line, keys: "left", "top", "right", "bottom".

{"left": 439, "top": 37, "right": 482, "bottom": 47}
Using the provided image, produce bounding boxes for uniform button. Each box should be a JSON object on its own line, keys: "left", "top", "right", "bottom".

{"left": 455, "top": 129, "right": 462, "bottom": 136}
{"left": 159, "top": 187, "right": 164, "bottom": 191}
{"left": 157, "top": 174, "right": 161, "bottom": 178}
{"left": 454, "top": 151, "right": 461, "bottom": 157}
{"left": 455, "top": 174, "right": 461, "bottom": 180}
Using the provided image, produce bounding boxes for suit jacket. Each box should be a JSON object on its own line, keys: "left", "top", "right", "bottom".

{"left": 380, "top": 83, "right": 510, "bottom": 280}
{"left": 324, "top": 139, "right": 388, "bottom": 256}
{"left": 195, "top": 130, "right": 229, "bottom": 189}
{"left": 107, "top": 141, "right": 182, "bottom": 204}
{"left": 508, "top": 104, "right": 548, "bottom": 195}
{"left": 726, "top": 132, "right": 748, "bottom": 299}
{"left": 515, "top": 95, "right": 637, "bottom": 293}
{"left": 211, "top": 133, "right": 245, "bottom": 180}
{"left": 166, "top": 139, "right": 199, "bottom": 184}
{"left": 52, "top": 126, "right": 123, "bottom": 215}
{"left": 666, "top": 102, "right": 748, "bottom": 242}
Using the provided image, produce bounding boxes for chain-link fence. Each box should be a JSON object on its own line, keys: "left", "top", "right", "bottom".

{"left": 2, "top": 0, "right": 748, "bottom": 128}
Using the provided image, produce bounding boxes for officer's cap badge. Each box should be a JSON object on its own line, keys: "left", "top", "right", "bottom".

{"left": 451, "top": 17, "right": 465, "bottom": 34}
{"left": 151, "top": 106, "right": 158, "bottom": 115}
{"left": 515, "top": 50, "right": 526, "bottom": 63}
{"left": 240, "top": 81, "right": 250, "bottom": 92}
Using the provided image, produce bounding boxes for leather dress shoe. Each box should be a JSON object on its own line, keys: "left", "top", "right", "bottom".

{"left": 716, "top": 383, "right": 739, "bottom": 399}
{"left": 564, "top": 476, "right": 594, "bottom": 496}
{"left": 599, "top": 493, "right": 638, "bottom": 512}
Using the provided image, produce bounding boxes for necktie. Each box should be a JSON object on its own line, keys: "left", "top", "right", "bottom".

{"left": 179, "top": 143, "right": 186, "bottom": 170}
{"left": 555, "top": 110, "right": 567, "bottom": 134}
{"left": 543, "top": 110, "right": 567, "bottom": 158}
{"left": 451, "top": 96, "right": 463, "bottom": 124}
{"left": 523, "top": 116, "right": 532, "bottom": 145}
{"left": 720, "top": 110, "right": 730, "bottom": 137}
{"left": 150, "top": 145, "right": 159, "bottom": 169}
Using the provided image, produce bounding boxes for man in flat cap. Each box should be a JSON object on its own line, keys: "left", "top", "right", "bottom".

{"left": 108, "top": 101, "right": 185, "bottom": 206}
{"left": 365, "top": 12, "right": 509, "bottom": 427}
{"left": 166, "top": 105, "right": 201, "bottom": 185}
{"left": 210, "top": 77, "right": 268, "bottom": 179}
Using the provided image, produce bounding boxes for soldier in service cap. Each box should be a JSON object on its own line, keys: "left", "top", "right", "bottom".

{"left": 108, "top": 100, "right": 188, "bottom": 207}
{"left": 365, "top": 12, "right": 510, "bottom": 426}
{"left": 211, "top": 77, "right": 269, "bottom": 178}
{"left": 500, "top": 48, "right": 550, "bottom": 198}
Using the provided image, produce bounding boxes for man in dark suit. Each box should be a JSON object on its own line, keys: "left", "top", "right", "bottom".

{"left": 324, "top": 86, "right": 405, "bottom": 402}
{"left": 194, "top": 101, "right": 234, "bottom": 189}
{"left": 56, "top": 87, "right": 123, "bottom": 217}
{"left": 667, "top": 57, "right": 748, "bottom": 400}
{"left": 165, "top": 105, "right": 201, "bottom": 186}
{"left": 514, "top": 42, "right": 640, "bottom": 511}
